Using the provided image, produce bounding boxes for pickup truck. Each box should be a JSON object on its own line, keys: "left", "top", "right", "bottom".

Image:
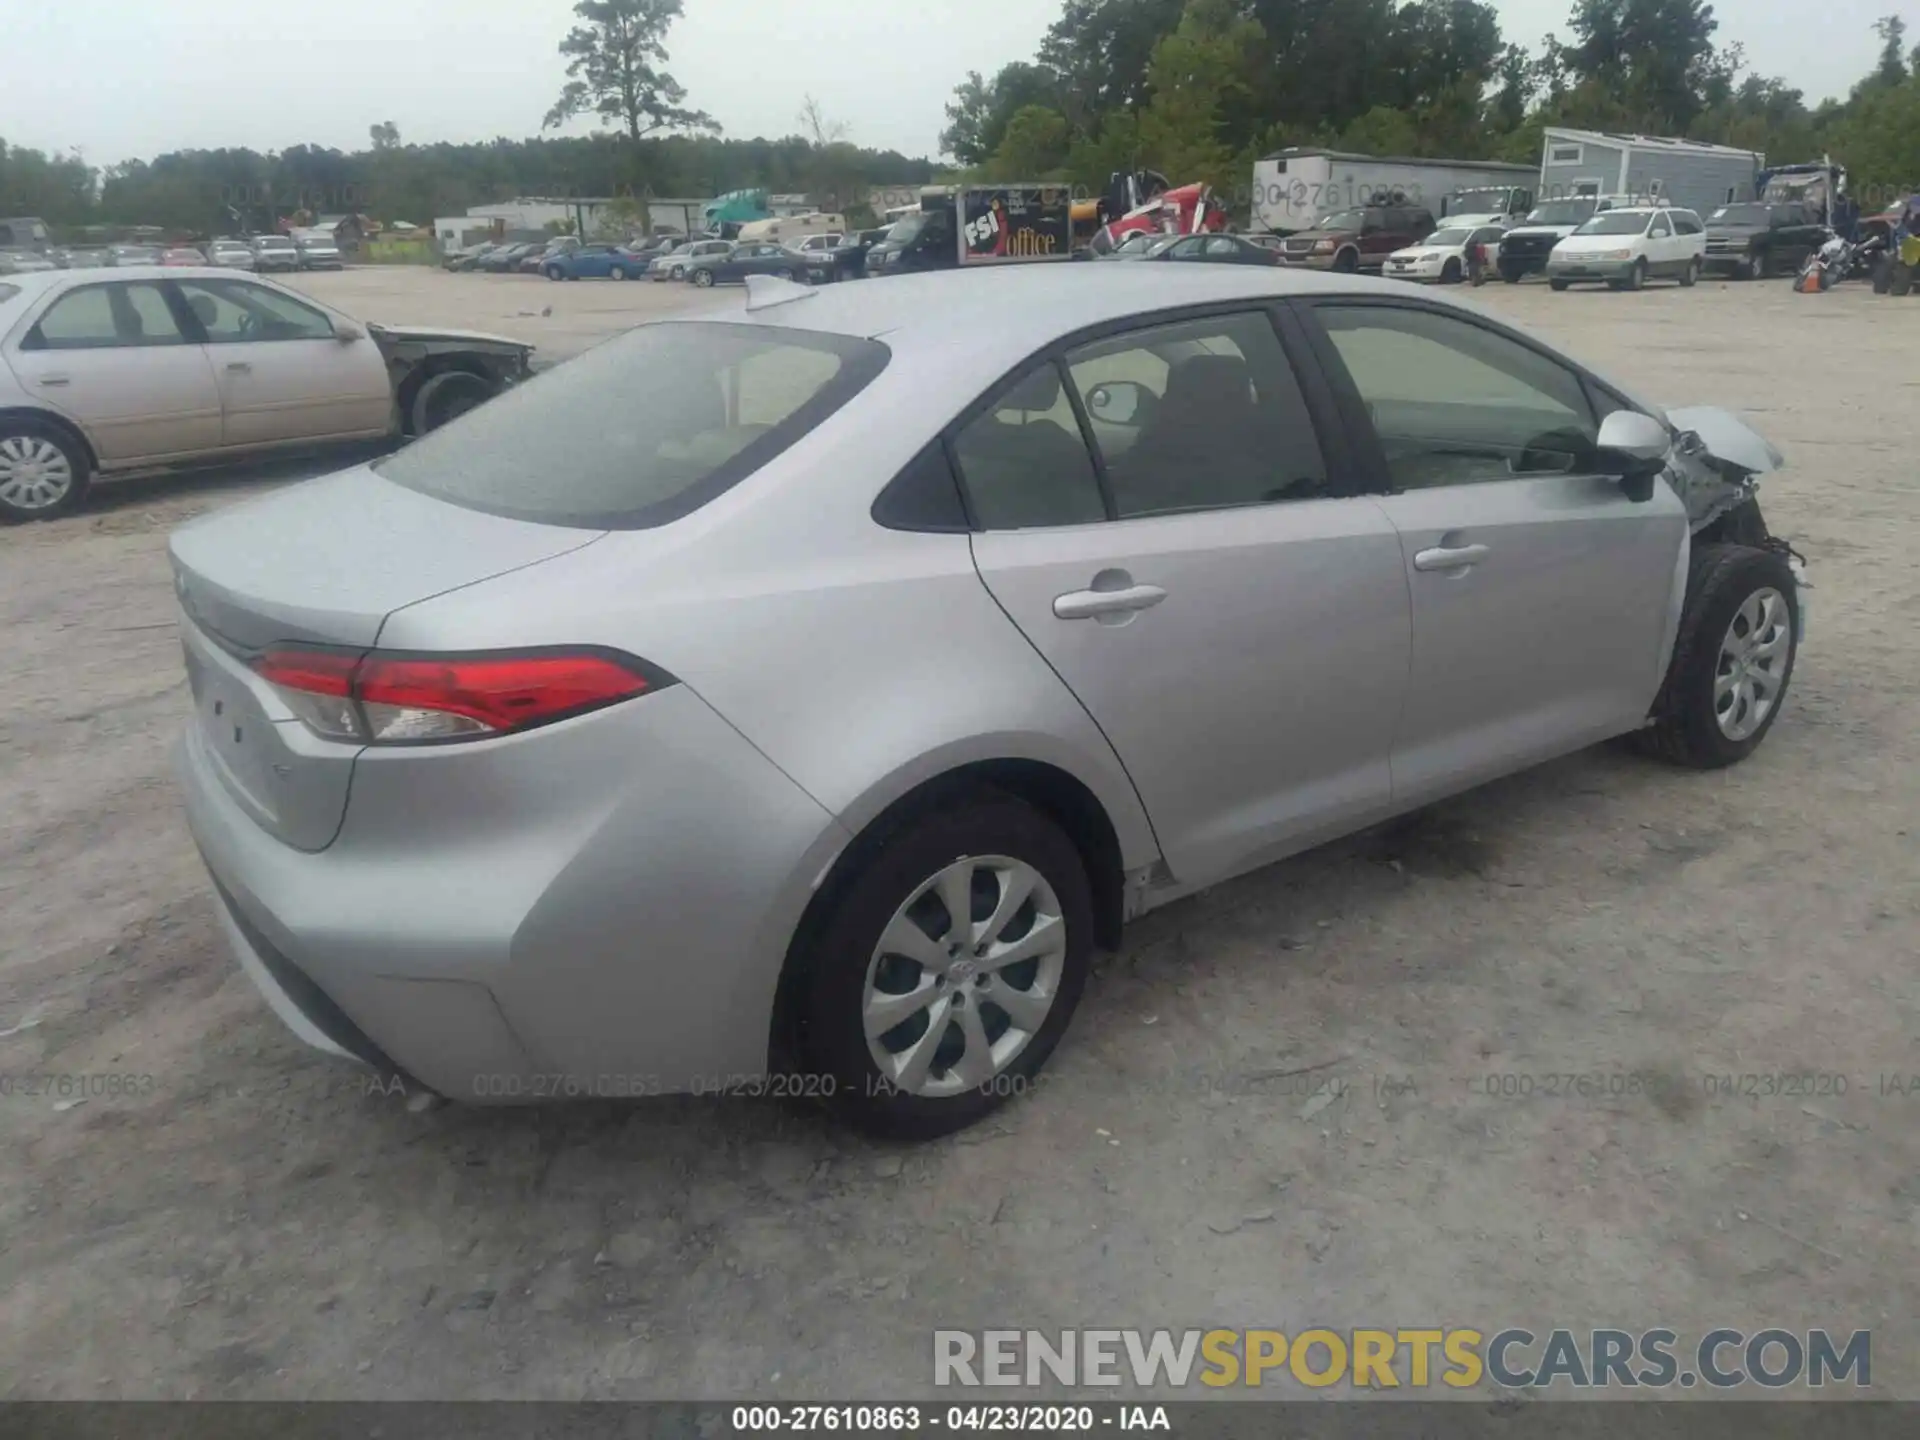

{"left": 1702, "top": 202, "right": 1827, "bottom": 280}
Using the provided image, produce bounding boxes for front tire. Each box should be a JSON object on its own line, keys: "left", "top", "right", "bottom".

{"left": 0, "top": 419, "right": 91, "bottom": 523}
{"left": 1625, "top": 258, "right": 1647, "bottom": 291}
{"left": 545, "top": 266, "right": 564, "bottom": 281}
{"left": 609, "top": 264, "right": 627, "bottom": 280}
{"left": 798, "top": 789, "right": 1095, "bottom": 1140}
{"left": 1500, "top": 263, "right": 1524, "bottom": 283}
{"left": 1634, "top": 544, "right": 1798, "bottom": 769}
{"left": 1440, "top": 258, "right": 1462, "bottom": 285}
{"left": 1745, "top": 250, "right": 1765, "bottom": 280}
{"left": 1549, "top": 278, "right": 1570, "bottom": 291}
{"left": 1680, "top": 257, "right": 1700, "bottom": 288}
{"left": 1332, "top": 248, "right": 1359, "bottom": 274}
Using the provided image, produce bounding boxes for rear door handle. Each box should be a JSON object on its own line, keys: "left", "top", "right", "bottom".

{"left": 1053, "top": 584, "right": 1168, "bottom": 620}
{"left": 37, "top": 375, "right": 70, "bottom": 387}
{"left": 225, "top": 362, "right": 252, "bottom": 373}
{"left": 1413, "top": 543, "right": 1490, "bottom": 572}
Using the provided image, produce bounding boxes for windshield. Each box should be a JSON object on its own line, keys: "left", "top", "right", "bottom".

{"left": 886, "top": 213, "right": 931, "bottom": 243}
{"left": 1449, "top": 190, "right": 1508, "bottom": 214}
{"left": 376, "top": 322, "right": 890, "bottom": 529}
{"left": 1315, "top": 208, "right": 1367, "bottom": 232}
{"left": 256, "top": 238, "right": 295, "bottom": 248}
{"left": 1424, "top": 228, "right": 1472, "bottom": 246}
{"left": 1574, "top": 212, "right": 1654, "bottom": 236}
{"left": 1524, "top": 201, "right": 1596, "bottom": 226}
{"left": 1711, "top": 204, "right": 1770, "bottom": 225}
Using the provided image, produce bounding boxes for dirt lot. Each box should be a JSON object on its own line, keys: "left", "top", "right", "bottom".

{"left": 1, "top": 268, "right": 1916, "bottom": 1401}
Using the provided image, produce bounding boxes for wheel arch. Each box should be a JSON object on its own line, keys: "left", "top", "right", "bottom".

{"left": 0, "top": 406, "right": 99, "bottom": 472}
{"left": 766, "top": 756, "right": 1137, "bottom": 1073}
{"left": 394, "top": 357, "right": 500, "bottom": 438}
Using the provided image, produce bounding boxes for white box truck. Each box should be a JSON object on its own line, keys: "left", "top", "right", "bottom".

{"left": 1252, "top": 149, "right": 1539, "bottom": 234}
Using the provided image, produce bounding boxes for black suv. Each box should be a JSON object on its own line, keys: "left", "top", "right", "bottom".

{"left": 1703, "top": 202, "right": 1826, "bottom": 280}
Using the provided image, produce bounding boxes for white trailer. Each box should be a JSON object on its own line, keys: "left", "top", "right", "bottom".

{"left": 1252, "top": 149, "right": 1538, "bottom": 234}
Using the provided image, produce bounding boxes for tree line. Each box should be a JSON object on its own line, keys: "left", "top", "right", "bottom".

{"left": 946, "top": 0, "right": 1920, "bottom": 207}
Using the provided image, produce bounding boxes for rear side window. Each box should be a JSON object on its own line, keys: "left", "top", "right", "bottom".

{"left": 952, "top": 363, "right": 1106, "bottom": 530}
{"left": 376, "top": 321, "right": 888, "bottom": 529}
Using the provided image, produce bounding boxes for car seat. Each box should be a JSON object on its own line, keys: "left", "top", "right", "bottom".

{"left": 953, "top": 365, "right": 1104, "bottom": 528}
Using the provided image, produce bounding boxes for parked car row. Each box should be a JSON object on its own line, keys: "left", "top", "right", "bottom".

{"left": 3, "top": 235, "right": 344, "bottom": 275}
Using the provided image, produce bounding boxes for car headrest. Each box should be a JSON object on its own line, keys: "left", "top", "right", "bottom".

{"left": 1002, "top": 363, "right": 1064, "bottom": 413}
{"left": 1164, "top": 354, "right": 1252, "bottom": 411}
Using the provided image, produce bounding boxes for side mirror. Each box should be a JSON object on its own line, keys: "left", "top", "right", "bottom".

{"left": 334, "top": 319, "right": 366, "bottom": 343}
{"left": 1084, "top": 379, "right": 1148, "bottom": 426}
{"left": 1595, "top": 410, "right": 1670, "bottom": 502}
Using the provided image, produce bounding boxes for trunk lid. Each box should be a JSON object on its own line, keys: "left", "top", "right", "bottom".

{"left": 170, "top": 464, "right": 602, "bottom": 850}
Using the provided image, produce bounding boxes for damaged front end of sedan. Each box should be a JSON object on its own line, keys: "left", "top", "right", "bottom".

{"left": 370, "top": 324, "right": 537, "bottom": 439}
{"left": 1660, "top": 405, "right": 1810, "bottom": 631}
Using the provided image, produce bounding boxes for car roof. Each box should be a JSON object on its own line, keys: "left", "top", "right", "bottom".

{"left": 707, "top": 261, "right": 1426, "bottom": 354}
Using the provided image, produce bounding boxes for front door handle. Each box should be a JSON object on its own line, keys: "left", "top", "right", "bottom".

{"left": 37, "top": 375, "right": 70, "bottom": 387}
{"left": 225, "top": 362, "right": 252, "bottom": 373}
{"left": 1413, "top": 543, "right": 1490, "bottom": 572}
{"left": 1053, "top": 583, "right": 1168, "bottom": 620}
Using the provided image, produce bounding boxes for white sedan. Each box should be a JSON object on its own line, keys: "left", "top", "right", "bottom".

{"left": 1383, "top": 225, "right": 1509, "bottom": 284}
{"left": 0, "top": 266, "right": 533, "bottom": 521}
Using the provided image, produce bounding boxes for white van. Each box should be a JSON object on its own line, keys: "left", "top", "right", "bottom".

{"left": 1546, "top": 206, "right": 1707, "bottom": 290}
{"left": 735, "top": 212, "right": 848, "bottom": 247}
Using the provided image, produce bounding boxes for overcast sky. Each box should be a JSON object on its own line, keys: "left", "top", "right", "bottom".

{"left": 3, "top": 0, "right": 1908, "bottom": 167}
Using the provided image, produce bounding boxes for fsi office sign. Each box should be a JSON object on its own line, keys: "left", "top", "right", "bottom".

{"left": 961, "top": 186, "right": 1073, "bottom": 263}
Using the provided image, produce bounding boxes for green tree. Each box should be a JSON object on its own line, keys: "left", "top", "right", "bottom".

{"left": 1872, "top": 15, "right": 1910, "bottom": 88}
{"left": 1137, "top": 0, "right": 1266, "bottom": 192}
{"left": 369, "top": 121, "right": 401, "bottom": 151}
{"left": 940, "top": 63, "right": 1062, "bottom": 165}
{"left": 985, "top": 105, "right": 1073, "bottom": 179}
{"left": 543, "top": 0, "right": 717, "bottom": 145}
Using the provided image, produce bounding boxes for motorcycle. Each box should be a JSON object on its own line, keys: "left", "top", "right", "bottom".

{"left": 1794, "top": 232, "right": 1883, "bottom": 291}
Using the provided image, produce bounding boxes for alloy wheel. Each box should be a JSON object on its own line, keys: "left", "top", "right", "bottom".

{"left": 861, "top": 854, "right": 1068, "bottom": 1098}
{"left": 0, "top": 435, "right": 75, "bottom": 511}
{"left": 1714, "top": 586, "right": 1791, "bottom": 741}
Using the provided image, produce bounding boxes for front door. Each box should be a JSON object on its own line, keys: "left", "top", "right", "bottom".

{"left": 962, "top": 308, "right": 1412, "bottom": 886}
{"left": 169, "top": 277, "right": 392, "bottom": 449}
{"left": 1298, "top": 299, "right": 1688, "bottom": 809}
{"left": 5, "top": 280, "right": 222, "bottom": 464}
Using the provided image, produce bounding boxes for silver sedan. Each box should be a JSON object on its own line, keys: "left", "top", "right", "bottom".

{"left": 169, "top": 265, "right": 1805, "bottom": 1137}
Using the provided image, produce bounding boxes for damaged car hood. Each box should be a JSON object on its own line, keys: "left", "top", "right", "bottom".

{"left": 1658, "top": 406, "right": 1786, "bottom": 532}
{"left": 369, "top": 323, "right": 533, "bottom": 356}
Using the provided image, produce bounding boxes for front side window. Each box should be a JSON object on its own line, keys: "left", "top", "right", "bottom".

{"left": 951, "top": 363, "right": 1106, "bottom": 530}
{"left": 1649, "top": 215, "right": 1672, "bottom": 237}
{"left": 377, "top": 321, "right": 888, "bottom": 529}
{"left": 1317, "top": 305, "right": 1598, "bottom": 492}
{"left": 1064, "top": 310, "right": 1329, "bottom": 517}
{"left": 27, "top": 282, "right": 187, "bottom": 350}
{"left": 173, "top": 279, "right": 333, "bottom": 342}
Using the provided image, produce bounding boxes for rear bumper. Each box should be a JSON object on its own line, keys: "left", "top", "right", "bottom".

{"left": 177, "top": 683, "right": 852, "bottom": 1101}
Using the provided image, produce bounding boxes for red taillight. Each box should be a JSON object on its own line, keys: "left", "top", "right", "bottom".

{"left": 253, "top": 646, "right": 666, "bottom": 745}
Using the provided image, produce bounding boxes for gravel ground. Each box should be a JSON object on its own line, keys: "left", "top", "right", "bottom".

{"left": 1, "top": 268, "right": 1915, "bottom": 1401}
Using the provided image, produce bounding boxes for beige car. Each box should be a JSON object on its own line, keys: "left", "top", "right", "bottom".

{"left": 0, "top": 266, "right": 533, "bottom": 520}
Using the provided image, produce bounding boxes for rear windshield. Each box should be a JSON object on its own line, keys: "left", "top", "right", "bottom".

{"left": 376, "top": 321, "right": 889, "bottom": 529}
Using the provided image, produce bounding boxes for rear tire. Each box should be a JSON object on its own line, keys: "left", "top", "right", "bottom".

{"left": 545, "top": 266, "right": 563, "bottom": 281}
{"left": 798, "top": 788, "right": 1095, "bottom": 1140}
{"left": 1633, "top": 544, "right": 1798, "bottom": 769}
{"left": 1892, "top": 262, "right": 1915, "bottom": 297}
{"left": 1549, "top": 278, "right": 1570, "bottom": 291}
{"left": 692, "top": 268, "right": 715, "bottom": 287}
{"left": 0, "top": 418, "right": 91, "bottom": 523}
{"left": 1500, "top": 264, "right": 1523, "bottom": 283}
{"left": 609, "top": 264, "right": 627, "bottom": 281}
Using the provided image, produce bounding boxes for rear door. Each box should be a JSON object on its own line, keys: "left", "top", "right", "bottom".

{"left": 963, "top": 306, "right": 1412, "bottom": 885}
{"left": 169, "top": 276, "right": 392, "bottom": 448}
{"left": 5, "top": 279, "right": 222, "bottom": 463}
{"left": 1294, "top": 298, "right": 1687, "bottom": 809}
